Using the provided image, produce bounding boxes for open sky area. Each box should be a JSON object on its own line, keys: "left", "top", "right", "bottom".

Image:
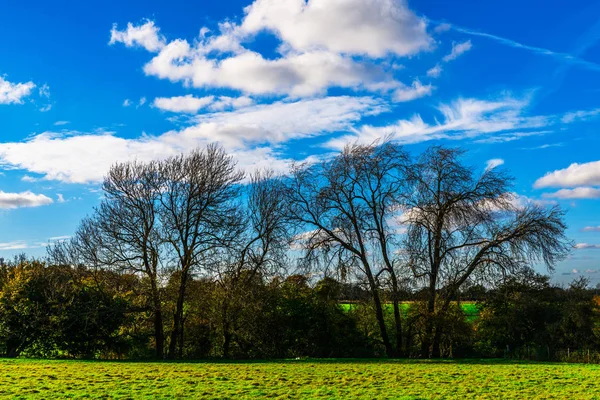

{"left": 0, "top": 0, "right": 599, "bottom": 283}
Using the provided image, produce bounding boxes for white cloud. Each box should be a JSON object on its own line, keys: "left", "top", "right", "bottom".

{"left": 138, "top": 97, "right": 147, "bottom": 107}
{"left": 111, "top": 0, "right": 432, "bottom": 98}
{"left": 534, "top": 160, "right": 600, "bottom": 188}
{"left": 575, "top": 243, "right": 600, "bottom": 250}
{"left": 209, "top": 96, "right": 254, "bottom": 111}
{"left": 183, "top": 95, "right": 387, "bottom": 148}
{"left": 154, "top": 95, "right": 215, "bottom": 113}
{"left": 426, "top": 64, "right": 442, "bottom": 78}
{"left": 475, "top": 130, "right": 550, "bottom": 144}
{"left": 542, "top": 187, "right": 600, "bottom": 199}
{"left": 0, "top": 241, "right": 29, "bottom": 251}
{"left": 561, "top": 108, "right": 600, "bottom": 124}
{"left": 240, "top": 0, "right": 432, "bottom": 57}
{"left": 57, "top": 193, "right": 65, "bottom": 203}
{"left": 453, "top": 25, "right": 600, "bottom": 72}
{"left": 434, "top": 23, "right": 451, "bottom": 34}
{"left": 54, "top": 120, "right": 70, "bottom": 126}
{"left": 123, "top": 99, "right": 131, "bottom": 107}
{"left": 39, "top": 104, "right": 52, "bottom": 112}
{"left": 109, "top": 20, "right": 166, "bottom": 52}
{"left": 0, "top": 76, "right": 35, "bottom": 105}
{"left": 0, "top": 96, "right": 384, "bottom": 183}
{"left": 39, "top": 84, "right": 50, "bottom": 98}
{"left": 392, "top": 80, "right": 433, "bottom": 102}
{"left": 582, "top": 226, "right": 600, "bottom": 232}
{"left": 21, "top": 175, "right": 39, "bottom": 183}
{"left": 442, "top": 40, "right": 472, "bottom": 62}
{"left": 485, "top": 158, "right": 504, "bottom": 171}
{"left": 325, "top": 95, "right": 549, "bottom": 149}
{"left": 0, "top": 191, "right": 53, "bottom": 209}
{"left": 144, "top": 46, "right": 394, "bottom": 97}
{"left": 49, "top": 235, "right": 70, "bottom": 241}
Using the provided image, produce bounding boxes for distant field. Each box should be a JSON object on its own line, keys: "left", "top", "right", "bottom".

{"left": 340, "top": 302, "right": 480, "bottom": 322}
{"left": 1, "top": 359, "right": 599, "bottom": 399}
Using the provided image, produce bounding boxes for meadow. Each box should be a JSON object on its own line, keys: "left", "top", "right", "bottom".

{"left": 341, "top": 302, "right": 481, "bottom": 322}
{"left": 1, "top": 358, "right": 599, "bottom": 399}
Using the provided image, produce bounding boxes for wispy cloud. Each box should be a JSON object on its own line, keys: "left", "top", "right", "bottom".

{"left": 582, "top": 226, "right": 600, "bottom": 232}
{"left": 575, "top": 243, "right": 600, "bottom": 250}
{"left": 485, "top": 158, "right": 504, "bottom": 171}
{"left": 445, "top": 23, "right": 600, "bottom": 71}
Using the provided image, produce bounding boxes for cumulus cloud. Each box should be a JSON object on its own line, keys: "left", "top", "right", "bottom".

{"left": 240, "top": 0, "right": 431, "bottom": 57}
{"left": 153, "top": 95, "right": 254, "bottom": 113}
{"left": 534, "top": 161, "right": 600, "bottom": 188}
{"left": 442, "top": 40, "right": 472, "bottom": 62}
{"left": 109, "top": 20, "right": 166, "bottom": 52}
{"left": 0, "top": 191, "right": 53, "bottom": 209}
{"left": 542, "top": 187, "right": 600, "bottom": 199}
{"left": 153, "top": 95, "right": 215, "bottom": 113}
{"left": 0, "top": 76, "right": 35, "bottom": 105}
{"left": 111, "top": 0, "right": 432, "bottom": 97}
{"left": 0, "top": 96, "right": 385, "bottom": 183}
{"left": 485, "top": 158, "right": 504, "bottom": 171}
{"left": 209, "top": 96, "right": 254, "bottom": 111}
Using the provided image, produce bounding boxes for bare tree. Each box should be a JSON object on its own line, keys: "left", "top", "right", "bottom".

{"left": 49, "top": 160, "right": 167, "bottom": 358}
{"left": 212, "top": 170, "right": 290, "bottom": 357}
{"left": 402, "top": 146, "right": 571, "bottom": 357}
{"left": 157, "top": 145, "right": 244, "bottom": 359}
{"left": 286, "top": 141, "right": 410, "bottom": 357}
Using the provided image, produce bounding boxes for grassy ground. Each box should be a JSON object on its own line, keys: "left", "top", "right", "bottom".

{"left": 340, "top": 302, "right": 481, "bottom": 322}
{"left": 1, "top": 358, "right": 599, "bottom": 399}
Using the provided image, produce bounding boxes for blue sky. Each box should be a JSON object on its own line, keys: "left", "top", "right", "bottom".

{"left": 0, "top": 0, "right": 599, "bottom": 282}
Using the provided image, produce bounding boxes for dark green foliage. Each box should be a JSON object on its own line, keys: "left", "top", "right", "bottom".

{"left": 0, "top": 261, "right": 127, "bottom": 358}
{"left": 475, "top": 273, "right": 600, "bottom": 359}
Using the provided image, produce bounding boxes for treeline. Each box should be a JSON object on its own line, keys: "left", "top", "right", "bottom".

{"left": 1, "top": 259, "right": 598, "bottom": 360}
{"left": 0, "top": 142, "right": 584, "bottom": 360}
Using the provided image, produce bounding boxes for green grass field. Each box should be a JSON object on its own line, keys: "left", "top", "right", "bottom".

{"left": 340, "top": 302, "right": 481, "bottom": 322}
{"left": 1, "top": 359, "right": 599, "bottom": 399}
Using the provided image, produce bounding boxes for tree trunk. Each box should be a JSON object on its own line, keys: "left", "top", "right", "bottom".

{"left": 364, "top": 268, "right": 393, "bottom": 357}
{"left": 390, "top": 273, "right": 403, "bottom": 357}
{"left": 6, "top": 340, "right": 20, "bottom": 358}
{"left": 168, "top": 271, "right": 188, "bottom": 359}
{"left": 154, "top": 309, "right": 165, "bottom": 359}
{"left": 421, "top": 271, "right": 437, "bottom": 358}
{"left": 223, "top": 329, "right": 232, "bottom": 359}
{"left": 431, "top": 329, "right": 442, "bottom": 358}
{"left": 372, "top": 289, "right": 393, "bottom": 357}
{"left": 150, "top": 282, "right": 165, "bottom": 359}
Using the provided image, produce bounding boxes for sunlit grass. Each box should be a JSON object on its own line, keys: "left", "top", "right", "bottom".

{"left": 1, "top": 358, "right": 598, "bottom": 399}
{"left": 340, "top": 302, "right": 480, "bottom": 321}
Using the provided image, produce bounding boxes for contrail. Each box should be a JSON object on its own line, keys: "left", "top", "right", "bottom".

{"left": 433, "top": 21, "right": 600, "bottom": 72}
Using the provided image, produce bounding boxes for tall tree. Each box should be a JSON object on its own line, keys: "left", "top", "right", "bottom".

{"left": 286, "top": 141, "right": 410, "bottom": 357}
{"left": 208, "top": 170, "right": 289, "bottom": 357}
{"left": 158, "top": 145, "right": 244, "bottom": 359}
{"left": 49, "top": 160, "right": 167, "bottom": 358}
{"left": 402, "top": 146, "right": 571, "bottom": 357}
